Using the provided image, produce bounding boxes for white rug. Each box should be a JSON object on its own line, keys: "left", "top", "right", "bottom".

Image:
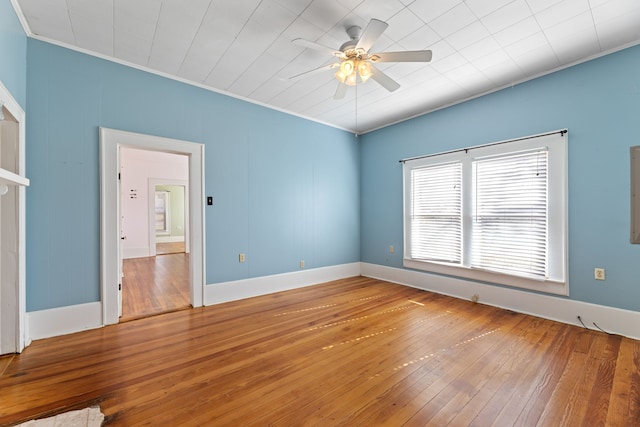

{"left": 17, "top": 407, "right": 104, "bottom": 427}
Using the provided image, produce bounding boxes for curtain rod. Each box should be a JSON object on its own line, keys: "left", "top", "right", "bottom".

{"left": 399, "top": 129, "right": 568, "bottom": 164}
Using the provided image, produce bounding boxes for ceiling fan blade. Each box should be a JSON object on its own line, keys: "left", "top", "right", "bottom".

{"left": 289, "top": 63, "right": 339, "bottom": 81}
{"left": 292, "top": 38, "right": 343, "bottom": 57}
{"left": 370, "top": 65, "right": 400, "bottom": 92}
{"left": 355, "top": 19, "right": 388, "bottom": 52}
{"left": 370, "top": 50, "right": 432, "bottom": 63}
{"left": 334, "top": 83, "right": 348, "bottom": 100}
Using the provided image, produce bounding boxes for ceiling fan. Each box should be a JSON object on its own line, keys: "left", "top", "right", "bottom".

{"left": 290, "top": 19, "right": 432, "bottom": 99}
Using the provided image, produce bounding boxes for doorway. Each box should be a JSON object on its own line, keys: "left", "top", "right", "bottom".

{"left": 119, "top": 150, "right": 190, "bottom": 321}
{"left": 100, "top": 128, "right": 205, "bottom": 326}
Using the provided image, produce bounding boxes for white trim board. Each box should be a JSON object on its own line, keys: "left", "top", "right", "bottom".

{"left": 27, "top": 302, "right": 102, "bottom": 340}
{"left": 204, "top": 263, "right": 360, "bottom": 306}
{"left": 156, "top": 236, "right": 186, "bottom": 243}
{"left": 361, "top": 263, "right": 640, "bottom": 341}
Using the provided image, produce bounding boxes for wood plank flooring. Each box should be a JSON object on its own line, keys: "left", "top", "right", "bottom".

{"left": 156, "top": 241, "right": 185, "bottom": 255}
{"left": 0, "top": 277, "right": 638, "bottom": 426}
{"left": 120, "top": 253, "right": 190, "bottom": 321}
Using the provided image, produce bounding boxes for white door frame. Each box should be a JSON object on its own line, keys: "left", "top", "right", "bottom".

{"left": 148, "top": 179, "right": 189, "bottom": 257}
{"left": 100, "top": 128, "right": 205, "bottom": 325}
{"left": 0, "top": 81, "right": 29, "bottom": 354}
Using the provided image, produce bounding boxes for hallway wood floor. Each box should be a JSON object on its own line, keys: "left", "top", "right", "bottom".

{"left": 120, "top": 252, "right": 190, "bottom": 321}
{"left": 0, "top": 277, "right": 638, "bottom": 426}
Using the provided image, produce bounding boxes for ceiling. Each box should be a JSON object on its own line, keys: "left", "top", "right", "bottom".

{"left": 12, "top": 0, "right": 640, "bottom": 134}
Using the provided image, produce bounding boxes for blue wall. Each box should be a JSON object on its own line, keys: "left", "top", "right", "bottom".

{"left": 4, "top": 12, "right": 640, "bottom": 314}
{"left": 25, "top": 39, "right": 359, "bottom": 311}
{"left": 360, "top": 44, "right": 640, "bottom": 312}
{"left": 0, "top": 1, "right": 27, "bottom": 108}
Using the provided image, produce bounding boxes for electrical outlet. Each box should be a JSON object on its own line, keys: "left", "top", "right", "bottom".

{"left": 300, "top": 260, "right": 305, "bottom": 269}
{"left": 239, "top": 253, "right": 246, "bottom": 263}
{"left": 389, "top": 245, "right": 395, "bottom": 253}
{"left": 594, "top": 268, "right": 605, "bottom": 281}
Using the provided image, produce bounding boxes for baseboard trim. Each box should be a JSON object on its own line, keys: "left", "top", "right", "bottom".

{"left": 27, "top": 302, "right": 102, "bottom": 340}
{"left": 361, "top": 263, "right": 640, "bottom": 340}
{"left": 204, "top": 263, "right": 361, "bottom": 305}
{"left": 156, "top": 236, "right": 185, "bottom": 243}
{"left": 122, "top": 247, "right": 150, "bottom": 259}
{"left": 26, "top": 263, "right": 637, "bottom": 343}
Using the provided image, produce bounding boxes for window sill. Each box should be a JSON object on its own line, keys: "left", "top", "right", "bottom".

{"left": 403, "top": 258, "right": 568, "bottom": 296}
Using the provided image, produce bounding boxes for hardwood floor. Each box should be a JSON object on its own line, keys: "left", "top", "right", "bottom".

{"left": 120, "top": 253, "right": 190, "bottom": 322}
{"left": 156, "top": 241, "right": 185, "bottom": 255}
{"left": 0, "top": 277, "right": 638, "bottom": 426}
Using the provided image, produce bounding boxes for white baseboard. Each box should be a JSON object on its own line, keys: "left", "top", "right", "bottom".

{"left": 361, "top": 263, "right": 640, "bottom": 340}
{"left": 27, "top": 302, "right": 102, "bottom": 340}
{"left": 204, "top": 263, "right": 361, "bottom": 305}
{"left": 25, "top": 263, "right": 637, "bottom": 345}
{"left": 122, "top": 247, "right": 150, "bottom": 259}
{"left": 156, "top": 236, "right": 185, "bottom": 243}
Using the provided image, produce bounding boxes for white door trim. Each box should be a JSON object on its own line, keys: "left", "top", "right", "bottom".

{"left": 148, "top": 179, "right": 189, "bottom": 257}
{"left": 100, "top": 128, "right": 205, "bottom": 325}
{"left": 0, "top": 81, "right": 29, "bottom": 354}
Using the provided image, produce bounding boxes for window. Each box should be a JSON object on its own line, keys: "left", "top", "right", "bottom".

{"left": 403, "top": 131, "right": 567, "bottom": 295}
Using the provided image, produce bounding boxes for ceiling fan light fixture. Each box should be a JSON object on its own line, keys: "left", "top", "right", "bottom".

{"left": 345, "top": 72, "right": 358, "bottom": 86}
{"left": 358, "top": 61, "right": 372, "bottom": 83}
{"left": 335, "top": 59, "right": 355, "bottom": 83}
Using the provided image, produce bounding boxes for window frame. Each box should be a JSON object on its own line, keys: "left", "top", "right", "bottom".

{"left": 402, "top": 131, "right": 568, "bottom": 296}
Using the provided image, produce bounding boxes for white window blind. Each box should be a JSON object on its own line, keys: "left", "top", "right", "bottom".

{"left": 410, "top": 162, "right": 462, "bottom": 263}
{"left": 472, "top": 150, "right": 548, "bottom": 278}
{"left": 402, "top": 130, "right": 568, "bottom": 295}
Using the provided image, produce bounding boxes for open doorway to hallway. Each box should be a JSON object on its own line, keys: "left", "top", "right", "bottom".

{"left": 119, "top": 148, "right": 190, "bottom": 321}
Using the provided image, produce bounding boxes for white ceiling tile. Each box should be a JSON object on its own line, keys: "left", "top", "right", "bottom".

{"left": 429, "top": 3, "right": 477, "bottom": 38}
{"left": 114, "top": 30, "right": 153, "bottom": 65}
{"left": 535, "top": 0, "right": 591, "bottom": 29}
{"left": 445, "top": 63, "right": 494, "bottom": 94}
{"left": 398, "top": 25, "right": 441, "bottom": 50}
{"left": 70, "top": 12, "right": 114, "bottom": 56}
{"left": 252, "top": 0, "right": 298, "bottom": 31}
{"left": 510, "top": 43, "right": 561, "bottom": 76}
{"left": 481, "top": 0, "right": 532, "bottom": 34}
{"left": 480, "top": 57, "right": 525, "bottom": 86}
{"left": 300, "top": 0, "right": 350, "bottom": 32}
{"left": 525, "top": 0, "right": 563, "bottom": 14}
{"left": 147, "top": 0, "right": 213, "bottom": 73}
{"left": 593, "top": 5, "right": 640, "bottom": 51}
{"left": 384, "top": 8, "right": 425, "bottom": 42}
{"left": 446, "top": 21, "right": 491, "bottom": 51}
{"left": 282, "top": 17, "right": 325, "bottom": 42}
{"left": 204, "top": 0, "right": 260, "bottom": 37}
{"left": 544, "top": 12, "right": 600, "bottom": 62}
{"left": 430, "top": 52, "right": 468, "bottom": 74}
{"left": 465, "top": 0, "right": 514, "bottom": 18}
{"left": 408, "top": 0, "right": 463, "bottom": 23}
{"left": 353, "top": 0, "right": 406, "bottom": 22}
{"left": 250, "top": 79, "right": 291, "bottom": 104}
{"left": 114, "top": 0, "right": 161, "bottom": 42}
{"left": 273, "top": 0, "right": 313, "bottom": 15}
{"left": 503, "top": 32, "right": 550, "bottom": 58}
{"left": 459, "top": 36, "right": 502, "bottom": 62}
{"left": 67, "top": 0, "right": 114, "bottom": 26}
{"left": 493, "top": 16, "right": 541, "bottom": 47}
{"left": 19, "top": 0, "right": 75, "bottom": 43}
{"left": 178, "top": 30, "right": 236, "bottom": 82}
{"left": 473, "top": 49, "right": 513, "bottom": 71}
